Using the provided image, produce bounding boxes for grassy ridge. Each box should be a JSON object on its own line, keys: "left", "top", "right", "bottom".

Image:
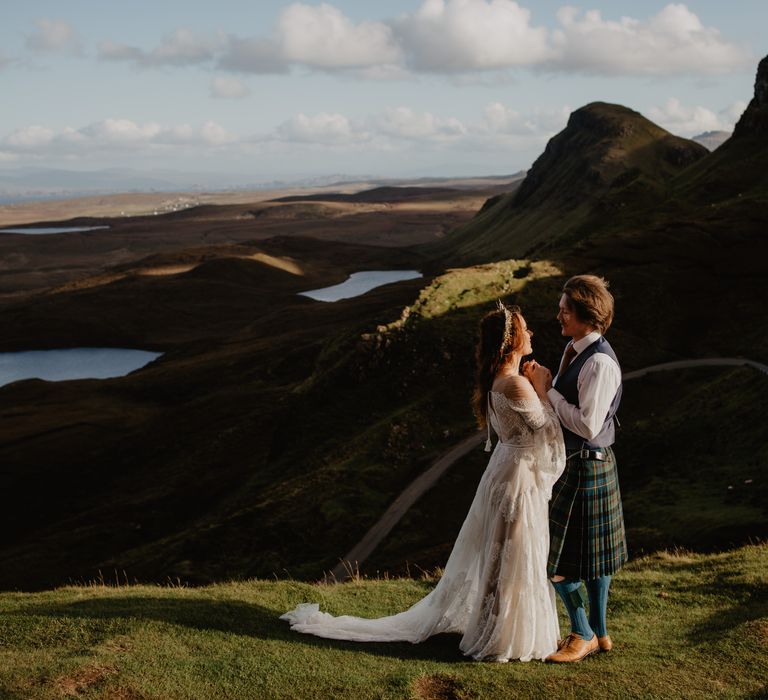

{"left": 0, "top": 543, "right": 765, "bottom": 699}
{"left": 428, "top": 103, "right": 708, "bottom": 264}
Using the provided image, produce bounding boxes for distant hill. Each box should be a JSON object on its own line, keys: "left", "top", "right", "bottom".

{"left": 269, "top": 186, "right": 463, "bottom": 204}
{"left": 692, "top": 130, "right": 731, "bottom": 150}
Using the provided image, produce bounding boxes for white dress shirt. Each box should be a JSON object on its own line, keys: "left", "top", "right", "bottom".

{"left": 546, "top": 331, "right": 622, "bottom": 441}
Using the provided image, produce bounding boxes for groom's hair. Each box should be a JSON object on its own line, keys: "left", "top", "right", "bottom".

{"left": 562, "top": 275, "right": 614, "bottom": 333}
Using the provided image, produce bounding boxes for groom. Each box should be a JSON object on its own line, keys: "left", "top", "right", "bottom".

{"left": 529, "top": 274, "right": 627, "bottom": 663}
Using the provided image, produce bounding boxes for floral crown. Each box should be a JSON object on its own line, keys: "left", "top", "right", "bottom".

{"left": 495, "top": 299, "right": 515, "bottom": 352}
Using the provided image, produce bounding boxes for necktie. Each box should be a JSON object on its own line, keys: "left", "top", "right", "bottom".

{"left": 558, "top": 341, "right": 578, "bottom": 376}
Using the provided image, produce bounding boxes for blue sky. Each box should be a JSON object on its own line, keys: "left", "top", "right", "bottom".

{"left": 0, "top": 1, "right": 764, "bottom": 181}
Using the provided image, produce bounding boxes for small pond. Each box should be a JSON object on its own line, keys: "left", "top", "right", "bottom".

{"left": 299, "top": 270, "right": 422, "bottom": 302}
{"left": 0, "top": 226, "right": 110, "bottom": 235}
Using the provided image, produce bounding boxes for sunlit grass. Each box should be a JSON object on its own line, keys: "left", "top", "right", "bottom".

{"left": 0, "top": 543, "right": 765, "bottom": 699}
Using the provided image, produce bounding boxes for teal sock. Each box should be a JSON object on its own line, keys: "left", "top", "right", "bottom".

{"left": 552, "top": 579, "right": 594, "bottom": 640}
{"left": 586, "top": 575, "right": 612, "bottom": 637}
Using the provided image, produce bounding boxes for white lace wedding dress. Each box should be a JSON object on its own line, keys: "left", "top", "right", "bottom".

{"left": 280, "top": 392, "right": 566, "bottom": 662}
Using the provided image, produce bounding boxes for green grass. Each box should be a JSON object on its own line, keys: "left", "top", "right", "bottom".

{"left": 0, "top": 543, "right": 765, "bottom": 699}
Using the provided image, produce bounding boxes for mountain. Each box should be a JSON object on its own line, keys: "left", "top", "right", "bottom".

{"left": 692, "top": 130, "right": 731, "bottom": 150}
{"left": 733, "top": 55, "right": 768, "bottom": 137}
{"left": 673, "top": 55, "right": 768, "bottom": 203}
{"left": 430, "top": 102, "right": 708, "bottom": 263}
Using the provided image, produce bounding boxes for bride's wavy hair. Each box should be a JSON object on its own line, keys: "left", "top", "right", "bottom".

{"left": 472, "top": 301, "right": 525, "bottom": 429}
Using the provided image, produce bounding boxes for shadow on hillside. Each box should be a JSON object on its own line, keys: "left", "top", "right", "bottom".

{"left": 8, "top": 594, "right": 470, "bottom": 662}
{"left": 686, "top": 580, "right": 768, "bottom": 640}
{"left": 0, "top": 685, "right": 26, "bottom": 700}
{"left": 274, "top": 626, "right": 470, "bottom": 663}
{"left": 744, "top": 688, "right": 768, "bottom": 700}
{"left": 6, "top": 596, "right": 271, "bottom": 636}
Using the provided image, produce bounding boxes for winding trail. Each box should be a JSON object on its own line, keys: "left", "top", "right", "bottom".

{"left": 330, "top": 356, "right": 767, "bottom": 580}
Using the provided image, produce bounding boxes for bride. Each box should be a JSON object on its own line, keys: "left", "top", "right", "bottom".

{"left": 280, "top": 302, "right": 566, "bottom": 662}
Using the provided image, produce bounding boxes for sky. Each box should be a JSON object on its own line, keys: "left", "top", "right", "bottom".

{"left": 0, "top": 1, "right": 765, "bottom": 182}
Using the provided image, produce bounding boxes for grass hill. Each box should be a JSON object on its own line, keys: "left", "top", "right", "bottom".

{"left": 0, "top": 542, "right": 765, "bottom": 699}
{"left": 428, "top": 102, "right": 707, "bottom": 263}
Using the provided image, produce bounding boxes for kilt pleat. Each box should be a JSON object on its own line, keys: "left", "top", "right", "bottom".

{"left": 547, "top": 447, "right": 627, "bottom": 579}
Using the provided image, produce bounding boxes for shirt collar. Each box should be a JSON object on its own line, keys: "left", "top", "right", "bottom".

{"left": 572, "top": 331, "right": 602, "bottom": 355}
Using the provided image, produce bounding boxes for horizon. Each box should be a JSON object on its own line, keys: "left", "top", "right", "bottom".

{"left": 1, "top": 1, "right": 765, "bottom": 182}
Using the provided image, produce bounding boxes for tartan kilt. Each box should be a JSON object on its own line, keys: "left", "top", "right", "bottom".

{"left": 547, "top": 446, "right": 627, "bottom": 579}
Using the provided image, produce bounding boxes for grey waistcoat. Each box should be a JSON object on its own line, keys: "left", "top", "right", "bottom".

{"left": 553, "top": 336, "right": 622, "bottom": 450}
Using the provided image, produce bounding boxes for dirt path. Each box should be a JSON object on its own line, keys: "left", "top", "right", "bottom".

{"left": 622, "top": 357, "right": 768, "bottom": 379}
{"left": 330, "top": 356, "right": 767, "bottom": 580}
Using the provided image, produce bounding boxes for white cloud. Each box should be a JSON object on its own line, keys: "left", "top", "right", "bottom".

{"left": 483, "top": 103, "right": 571, "bottom": 136}
{"left": 277, "top": 2, "right": 402, "bottom": 68}
{"left": 1, "top": 119, "right": 236, "bottom": 160}
{"left": 0, "top": 95, "right": 745, "bottom": 168}
{"left": 199, "top": 121, "right": 236, "bottom": 145}
{"left": 721, "top": 100, "right": 749, "bottom": 123}
{"left": 216, "top": 36, "right": 288, "bottom": 74}
{"left": 98, "top": 29, "right": 220, "bottom": 67}
{"left": 374, "top": 107, "right": 466, "bottom": 141}
{"left": 26, "top": 18, "right": 83, "bottom": 55}
{"left": 98, "top": 41, "right": 145, "bottom": 63}
{"left": 548, "top": 4, "right": 751, "bottom": 76}
{"left": 91, "top": 2, "right": 751, "bottom": 80}
{"left": 150, "top": 29, "right": 220, "bottom": 66}
{"left": 210, "top": 76, "right": 250, "bottom": 99}
{"left": 647, "top": 98, "right": 746, "bottom": 136}
{"left": 80, "top": 119, "right": 163, "bottom": 143}
{"left": 270, "top": 103, "right": 574, "bottom": 152}
{"left": 392, "top": 0, "right": 550, "bottom": 72}
{"left": 276, "top": 112, "right": 368, "bottom": 144}
{"left": 6, "top": 125, "right": 56, "bottom": 148}
{"left": 484, "top": 103, "right": 534, "bottom": 135}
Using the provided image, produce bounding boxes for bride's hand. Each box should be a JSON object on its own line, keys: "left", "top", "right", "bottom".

{"left": 530, "top": 365, "right": 553, "bottom": 395}
{"left": 522, "top": 360, "right": 538, "bottom": 381}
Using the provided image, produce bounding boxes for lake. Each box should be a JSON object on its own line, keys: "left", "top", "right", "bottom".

{"left": 299, "top": 270, "right": 422, "bottom": 302}
{"left": 0, "top": 348, "right": 162, "bottom": 387}
{"left": 0, "top": 226, "right": 110, "bottom": 235}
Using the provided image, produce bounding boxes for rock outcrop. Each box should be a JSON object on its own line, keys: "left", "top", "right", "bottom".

{"left": 732, "top": 55, "right": 768, "bottom": 138}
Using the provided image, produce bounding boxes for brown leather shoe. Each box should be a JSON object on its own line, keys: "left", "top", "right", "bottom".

{"left": 557, "top": 634, "right": 612, "bottom": 652}
{"left": 546, "top": 633, "right": 599, "bottom": 663}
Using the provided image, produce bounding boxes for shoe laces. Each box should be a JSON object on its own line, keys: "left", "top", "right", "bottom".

{"left": 562, "top": 633, "right": 581, "bottom": 649}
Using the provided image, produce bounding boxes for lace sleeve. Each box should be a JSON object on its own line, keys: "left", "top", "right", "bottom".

{"left": 510, "top": 398, "right": 548, "bottom": 431}
{"left": 532, "top": 402, "right": 566, "bottom": 499}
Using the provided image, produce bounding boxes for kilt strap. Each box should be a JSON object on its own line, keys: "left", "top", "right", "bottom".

{"left": 567, "top": 448, "right": 606, "bottom": 461}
